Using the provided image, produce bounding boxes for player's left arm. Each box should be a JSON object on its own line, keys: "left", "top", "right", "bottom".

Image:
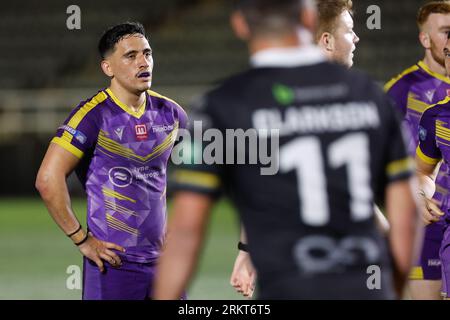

{"left": 230, "top": 226, "right": 257, "bottom": 298}
{"left": 416, "top": 153, "right": 444, "bottom": 225}
{"left": 415, "top": 107, "right": 444, "bottom": 225}
{"left": 154, "top": 191, "right": 214, "bottom": 299}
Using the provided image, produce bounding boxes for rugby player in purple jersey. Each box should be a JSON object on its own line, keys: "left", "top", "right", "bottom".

{"left": 385, "top": 1, "right": 450, "bottom": 299}
{"left": 36, "top": 22, "right": 187, "bottom": 300}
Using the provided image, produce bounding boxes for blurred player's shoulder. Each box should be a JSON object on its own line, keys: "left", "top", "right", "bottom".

{"left": 147, "top": 89, "right": 183, "bottom": 110}
{"left": 147, "top": 89, "right": 188, "bottom": 128}
{"left": 384, "top": 63, "right": 421, "bottom": 92}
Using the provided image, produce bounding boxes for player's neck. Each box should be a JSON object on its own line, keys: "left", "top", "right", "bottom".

{"left": 248, "top": 32, "right": 301, "bottom": 56}
{"left": 423, "top": 53, "right": 446, "bottom": 76}
{"left": 108, "top": 83, "right": 146, "bottom": 112}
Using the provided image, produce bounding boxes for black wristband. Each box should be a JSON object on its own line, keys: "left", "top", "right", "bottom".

{"left": 66, "top": 225, "right": 82, "bottom": 237}
{"left": 238, "top": 241, "right": 248, "bottom": 252}
{"left": 74, "top": 233, "right": 89, "bottom": 246}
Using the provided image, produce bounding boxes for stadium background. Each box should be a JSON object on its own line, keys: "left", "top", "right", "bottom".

{"left": 0, "top": 0, "right": 427, "bottom": 299}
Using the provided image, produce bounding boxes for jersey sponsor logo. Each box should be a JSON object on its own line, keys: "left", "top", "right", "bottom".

{"left": 428, "top": 259, "right": 441, "bottom": 267}
{"left": 272, "top": 83, "right": 295, "bottom": 105}
{"left": 59, "top": 125, "right": 87, "bottom": 144}
{"left": 293, "top": 235, "right": 381, "bottom": 274}
{"left": 132, "top": 166, "right": 161, "bottom": 181}
{"left": 418, "top": 126, "right": 427, "bottom": 141}
{"left": 135, "top": 124, "right": 148, "bottom": 141}
{"left": 152, "top": 124, "right": 174, "bottom": 133}
{"left": 114, "top": 126, "right": 125, "bottom": 140}
{"left": 425, "top": 90, "right": 435, "bottom": 103}
{"left": 272, "top": 83, "right": 348, "bottom": 105}
{"left": 108, "top": 167, "right": 133, "bottom": 188}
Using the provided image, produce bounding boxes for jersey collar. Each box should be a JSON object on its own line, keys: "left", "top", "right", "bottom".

{"left": 250, "top": 45, "right": 326, "bottom": 68}
{"left": 106, "top": 88, "right": 147, "bottom": 119}
{"left": 417, "top": 60, "right": 450, "bottom": 85}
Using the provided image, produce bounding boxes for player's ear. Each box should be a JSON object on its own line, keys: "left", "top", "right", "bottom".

{"left": 419, "top": 31, "right": 431, "bottom": 49}
{"left": 101, "top": 59, "right": 114, "bottom": 78}
{"left": 318, "top": 32, "right": 334, "bottom": 52}
{"left": 230, "top": 10, "right": 250, "bottom": 41}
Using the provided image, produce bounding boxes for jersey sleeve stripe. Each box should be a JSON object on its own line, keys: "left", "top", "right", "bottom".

{"left": 383, "top": 64, "right": 419, "bottom": 92}
{"left": 386, "top": 157, "right": 413, "bottom": 177}
{"left": 174, "top": 170, "right": 221, "bottom": 190}
{"left": 62, "top": 130, "right": 73, "bottom": 142}
{"left": 67, "top": 91, "right": 107, "bottom": 129}
{"left": 51, "top": 136, "right": 84, "bottom": 159}
{"left": 416, "top": 145, "right": 441, "bottom": 165}
{"left": 62, "top": 91, "right": 107, "bottom": 145}
{"left": 408, "top": 266, "right": 424, "bottom": 280}
{"left": 424, "top": 96, "right": 450, "bottom": 114}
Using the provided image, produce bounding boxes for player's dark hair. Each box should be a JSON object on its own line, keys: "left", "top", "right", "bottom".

{"left": 234, "top": 0, "right": 301, "bottom": 37}
{"left": 98, "top": 22, "right": 147, "bottom": 59}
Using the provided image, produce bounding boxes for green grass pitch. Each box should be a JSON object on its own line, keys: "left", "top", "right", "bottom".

{"left": 0, "top": 197, "right": 243, "bottom": 300}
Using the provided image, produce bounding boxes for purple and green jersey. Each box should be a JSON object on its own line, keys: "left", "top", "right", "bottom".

{"left": 52, "top": 88, "right": 187, "bottom": 263}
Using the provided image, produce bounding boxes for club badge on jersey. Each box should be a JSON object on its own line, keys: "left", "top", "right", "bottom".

{"left": 418, "top": 126, "right": 427, "bottom": 142}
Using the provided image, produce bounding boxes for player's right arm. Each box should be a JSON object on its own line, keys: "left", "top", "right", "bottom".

{"left": 36, "top": 144, "right": 125, "bottom": 272}
{"left": 36, "top": 93, "right": 125, "bottom": 272}
{"left": 154, "top": 191, "right": 214, "bottom": 299}
{"left": 376, "top": 82, "right": 421, "bottom": 298}
{"left": 385, "top": 177, "right": 420, "bottom": 297}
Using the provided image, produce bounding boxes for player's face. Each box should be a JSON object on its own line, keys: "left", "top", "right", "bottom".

{"left": 107, "top": 34, "right": 153, "bottom": 94}
{"left": 444, "top": 40, "right": 450, "bottom": 75}
{"left": 331, "top": 10, "right": 359, "bottom": 68}
{"left": 423, "top": 14, "right": 450, "bottom": 67}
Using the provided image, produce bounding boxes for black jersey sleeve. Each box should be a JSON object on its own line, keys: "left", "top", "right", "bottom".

{"left": 377, "top": 82, "right": 414, "bottom": 183}
{"left": 171, "top": 93, "right": 225, "bottom": 198}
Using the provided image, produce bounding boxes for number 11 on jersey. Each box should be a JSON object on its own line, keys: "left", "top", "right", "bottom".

{"left": 280, "top": 133, "right": 373, "bottom": 227}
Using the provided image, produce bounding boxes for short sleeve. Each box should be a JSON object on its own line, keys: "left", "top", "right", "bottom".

{"left": 377, "top": 84, "right": 414, "bottom": 182}
{"left": 416, "top": 107, "right": 441, "bottom": 165}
